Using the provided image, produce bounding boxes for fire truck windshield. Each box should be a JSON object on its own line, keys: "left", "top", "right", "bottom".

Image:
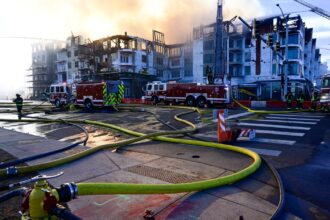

{"left": 322, "top": 77, "right": 330, "bottom": 88}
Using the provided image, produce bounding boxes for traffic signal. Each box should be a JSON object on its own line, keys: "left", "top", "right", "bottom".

{"left": 275, "top": 42, "right": 281, "bottom": 51}
{"left": 267, "top": 34, "right": 273, "bottom": 47}
{"left": 252, "top": 19, "right": 260, "bottom": 39}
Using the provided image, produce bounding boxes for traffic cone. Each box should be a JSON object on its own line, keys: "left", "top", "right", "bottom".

{"left": 218, "top": 109, "right": 231, "bottom": 143}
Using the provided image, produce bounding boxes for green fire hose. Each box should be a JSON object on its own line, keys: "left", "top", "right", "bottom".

{"left": 0, "top": 107, "right": 261, "bottom": 195}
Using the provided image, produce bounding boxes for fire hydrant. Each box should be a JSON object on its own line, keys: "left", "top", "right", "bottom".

{"left": 21, "top": 180, "right": 59, "bottom": 219}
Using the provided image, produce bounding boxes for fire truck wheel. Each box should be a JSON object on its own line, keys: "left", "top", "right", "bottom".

{"left": 197, "top": 96, "right": 207, "bottom": 108}
{"left": 186, "top": 96, "right": 196, "bottom": 107}
{"left": 55, "top": 99, "right": 61, "bottom": 108}
{"left": 84, "top": 99, "right": 93, "bottom": 111}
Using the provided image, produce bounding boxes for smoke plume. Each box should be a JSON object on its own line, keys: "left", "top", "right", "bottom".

{"left": 1, "top": 0, "right": 266, "bottom": 43}
{"left": 0, "top": 0, "right": 266, "bottom": 99}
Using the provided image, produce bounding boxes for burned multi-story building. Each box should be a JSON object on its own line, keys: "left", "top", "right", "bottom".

{"left": 31, "top": 11, "right": 325, "bottom": 100}
{"left": 55, "top": 35, "right": 92, "bottom": 84}
{"left": 54, "top": 31, "right": 191, "bottom": 98}
{"left": 190, "top": 15, "right": 327, "bottom": 100}
{"left": 90, "top": 32, "right": 159, "bottom": 98}
{"left": 28, "top": 41, "right": 64, "bottom": 99}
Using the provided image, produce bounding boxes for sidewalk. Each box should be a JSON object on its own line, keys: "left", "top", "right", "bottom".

{"left": 0, "top": 127, "right": 279, "bottom": 219}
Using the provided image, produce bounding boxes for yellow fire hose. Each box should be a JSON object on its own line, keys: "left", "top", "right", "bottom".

{"left": 0, "top": 107, "right": 261, "bottom": 194}
{"left": 239, "top": 89, "right": 257, "bottom": 97}
{"left": 0, "top": 106, "right": 263, "bottom": 219}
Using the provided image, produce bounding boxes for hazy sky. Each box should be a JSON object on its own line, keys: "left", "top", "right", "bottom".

{"left": 0, "top": 0, "right": 329, "bottom": 99}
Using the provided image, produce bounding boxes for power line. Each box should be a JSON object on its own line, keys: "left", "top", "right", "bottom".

{"left": 293, "top": 0, "right": 330, "bottom": 20}
{"left": 0, "top": 36, "right": 65, "bottom": 42}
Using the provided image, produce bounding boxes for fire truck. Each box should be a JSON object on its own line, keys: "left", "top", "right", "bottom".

{"left": 75, "top": 80, "right": 125, "bottom": 110}
{"left": 320, "top": 74, "right": 330, "bottom": 111}
{"left": 144, "top": 81, "right": 230, "bottom": 107}
{"left": 49, "top": 83, "right": 72, "bottom": 107}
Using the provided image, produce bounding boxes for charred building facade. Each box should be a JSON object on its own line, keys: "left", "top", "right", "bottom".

{"left": 30, "top": 14, "right": 326, "bottom": 100}
{"left": 191, "top": 15, "right": 327, "bottom": 100}
{"left": 53, "top": 31, "right": 192, "bottom": 98}
{"left": 28, "top": 41, "right": 64, "bottom": 99}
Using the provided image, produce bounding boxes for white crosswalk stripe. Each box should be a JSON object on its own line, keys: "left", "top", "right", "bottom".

{"left": 235, "top": 113, "right": 324, "bottom": 155}
{"left": 255, "top": 129, "right": 305, "bottom": 137}
{"left": 204, "top": 112, "right": 324, "bottom": 157}
{"left": 266, "top": 116, "right": 321, "bottom": 121}
{"left": 237, "top": 122, "right": 310, "bottom": 130}
{"left": 268, "top": 114, "right": 324, "bottom": 118}
{"left": 257, "top": 119, "right": 317, "bottom": 125}
{"left": 238, "top": 137, "right": 296, "bottom": 145}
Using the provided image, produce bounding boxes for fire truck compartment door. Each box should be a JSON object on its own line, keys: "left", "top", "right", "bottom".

{"left": 106, "top": 81, "right": 120, "bottom": 94}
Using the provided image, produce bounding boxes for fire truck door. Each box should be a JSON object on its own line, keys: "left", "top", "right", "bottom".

{"left": 103, "top": 81, "right": 124, "bottom": 105}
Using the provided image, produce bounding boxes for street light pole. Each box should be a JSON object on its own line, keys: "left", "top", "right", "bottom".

{"left": 277, "top": 3, "right": 289, "bottom": 101}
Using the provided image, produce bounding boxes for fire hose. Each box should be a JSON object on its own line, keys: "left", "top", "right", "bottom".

{"left": 0, "top": 107, "right": 261, "bottom": 219}
{"left": 119, "top": 106, "right": 285, "bottom": 220}
{"left": 0, "top": 109, "right": 261, "bottom": 180}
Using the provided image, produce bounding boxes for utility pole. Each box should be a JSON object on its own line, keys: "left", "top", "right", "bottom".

{"left": 214, "top": 0, "right": 224, "bottom": 83}
{"left": 277, "top": 3, "right": 289, "bottom": 101}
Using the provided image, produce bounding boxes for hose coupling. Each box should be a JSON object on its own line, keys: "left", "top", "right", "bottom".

{"left": 56, "top": 182, "right": 77, "bottom": 203}
{"left": 6, "top": 166, "right": 18, "bottom": 176}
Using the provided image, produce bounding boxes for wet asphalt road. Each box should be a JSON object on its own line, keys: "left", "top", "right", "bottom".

{"left": 0, "top": 105, "right": 329, "bottom": 219}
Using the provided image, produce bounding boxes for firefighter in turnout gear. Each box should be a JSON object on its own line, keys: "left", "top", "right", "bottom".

{"left": 296, "top": 92, "right": 304, "bottom": 110}
{"left": 285, "top": 91, "right": 293, "bottom": 109}
{"left": 13, "top": 94, "right": 23, "bottom": 120}
{"left": 311, "top": 91, "right": 319, "bottom": 111}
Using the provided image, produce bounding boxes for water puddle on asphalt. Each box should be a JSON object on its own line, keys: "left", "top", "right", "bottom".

{"left": 0, "top": 112, "right": 121, "bottom": 148}
{"left": 4, "top": 123, "right": 47, "bottom": 137}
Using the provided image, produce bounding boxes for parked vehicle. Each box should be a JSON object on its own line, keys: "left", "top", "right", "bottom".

{"left": 49, "top": 83, "right": 72, "bottom": 107}
{"left": 144, "top": 81, "right": 230, "bottom": 107}
{"left": 320, "top": 74, "right": 330, "bottom": 111}
{"left": 75, "top": 80, "right": 125, "bottom": 110}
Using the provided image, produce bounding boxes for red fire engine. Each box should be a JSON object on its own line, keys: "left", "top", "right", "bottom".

{"left": 75, "top": 80, "right": 125, "bottom": 110}
{"left": 49, "top": 83, "right": 72, "bottom": 107}
{"left": 320, "top": 74, "right": 330, "bottom": 111}
{"left": 144, "top": 81, "right": 230, "bottom": 107}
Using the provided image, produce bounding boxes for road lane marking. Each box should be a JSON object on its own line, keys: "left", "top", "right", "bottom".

{"left": 238, "top": 137, "right": 296, "bottom": 145}
{"left": 266, "top": 116, "right": 321, "bottom": 122}
{"left": 245, "top": 147, "right": 282, "bottom": 157}
{"left": 255, "top": 129, "right": 305, "bottom": 137}
{"left": 257, "top": 119, "right": 317, "bottom": 125}
{"left": 227, "top": 112, "right": 254, "bottom": 120}
{"left": 268, "top": 114, "right": 324, "bottom": 118}
{"left": 237, "top": 122, "right": 310, "bottom": 130}
{"left": 93, "top": 195, "right": 130, "bottom": 206}
{"left": 212, "top": 112, "right": 253, "bottom": 122}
